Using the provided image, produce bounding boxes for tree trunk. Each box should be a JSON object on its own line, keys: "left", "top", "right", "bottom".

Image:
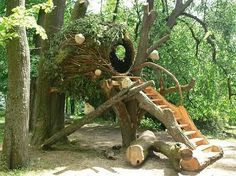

{"left": 31, "top": 62, "right": 52, "bottom": 145}
{"left": 113, "top": 101, "right": 136, "bottom": 147}
{"left": 1, "top": 0, "right": 30, "bottom": 169}
{"left": 101, "top": 79, "right": 138, "bottom": 147}
{"left": 50, "top": 92, "right": 66, "bottom": 137}
{"left": 70, "top": 98, "right": 75, "bottom": 115}
{"left": 31, "top": 0, "right": 66, "bottom": 145}
{"left": 29, "top": 77, "right": 37, "bottom": 132}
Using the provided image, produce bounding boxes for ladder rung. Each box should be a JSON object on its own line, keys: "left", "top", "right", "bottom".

{"left": 175, "top": 117, "right": 181, "bottom": 121}
{"left": 178, "top": 124, "right": 189, "bottom": 128}
{"left": 146, "top": 93, "right": 158, "bottom": 96}
{"left": 151, "top": 99, "right": 163, "bottom": 103}
{"left": 189, "top": 137, "right": 204, "bottom": 144}
{"left": 184, "top": 131, "right": 197, "bottom": 136}
{"left": 158, "top": 105, "right": 169, "bottom": 109}
{"left": 145, "top": 87, "right": 155, "bottom": 91}
{"left": 196, "top": 144, "right": 212, "bottom": 151}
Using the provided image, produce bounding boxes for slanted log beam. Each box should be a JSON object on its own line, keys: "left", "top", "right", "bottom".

{"left": 41, "top": 81, "right": 154, "bottom": 149}
{"left": 136, "top": 92, "right": 195, "bottom": 149}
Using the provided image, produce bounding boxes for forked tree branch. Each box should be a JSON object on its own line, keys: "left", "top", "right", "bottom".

{"left": 167, "top": 0, "right": 193, "bottom": 28}
{"left": 181, "top": 12, "right": 216, "bottom": 62}
{"left": 160, "top": 79, "right": 195, "bottom": 95}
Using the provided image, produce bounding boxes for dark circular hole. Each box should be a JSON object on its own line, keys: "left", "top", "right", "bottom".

{"left": 109, "top": 39, "right": 134, "bottom": 73}
{"left": 137, "top": 160, "right": 140, "bottom": 164}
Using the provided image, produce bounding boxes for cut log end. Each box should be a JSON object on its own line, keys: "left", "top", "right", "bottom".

{"left": 126, "top": 145, "right": 145, "bottom": 166}
{"left": 181, "top": 157, "right": 201, "bottom": 171}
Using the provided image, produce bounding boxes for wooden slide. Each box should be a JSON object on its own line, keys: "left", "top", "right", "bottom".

{"left": 142, "top": 85, "right": 223, "bottom": 171}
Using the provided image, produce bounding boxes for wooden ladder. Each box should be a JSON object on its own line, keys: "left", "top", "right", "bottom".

{"left": 126, "top": 76, "right": 223, "bottom": 171}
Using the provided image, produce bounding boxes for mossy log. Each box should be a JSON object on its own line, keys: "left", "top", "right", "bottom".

{"left": 126, "top": 130, "right": 192, "bottom": 171}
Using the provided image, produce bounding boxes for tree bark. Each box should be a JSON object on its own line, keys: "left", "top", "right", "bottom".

{"left": 71, "top": 0, "right": 89, "bottom": 21}
{"left": 1, "top": 0, "right": 30, "bottom": 169}
{"left": 31, "top": 0, "right": 66, "bottom": 145}
{"left": 29, "top": 77, "right": 37, "bottom": 132}
{"left": 113, "top": 101, "right": 136, "bottom": 147}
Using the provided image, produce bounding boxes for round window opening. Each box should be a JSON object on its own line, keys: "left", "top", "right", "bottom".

{"left": 115, "top": 45, "right": 126, "bottom": 61}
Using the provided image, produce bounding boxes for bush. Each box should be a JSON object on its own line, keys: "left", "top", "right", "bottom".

{"left": 140, "top": 117, "right": 163, "bottom": 131}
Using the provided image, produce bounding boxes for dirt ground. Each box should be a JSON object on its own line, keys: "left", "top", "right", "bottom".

{"left": 1, "top": 123, "right": 236, "bottom": 176}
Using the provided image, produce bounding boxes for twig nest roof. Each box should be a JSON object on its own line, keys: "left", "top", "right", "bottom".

{"left": 149, "top": 50, "right": 159, "bottom": 60}
{"left": 75, "top": 33, "right": 85, "bottom": 44}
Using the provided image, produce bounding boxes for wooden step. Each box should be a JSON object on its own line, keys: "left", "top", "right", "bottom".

{"left": 196, "top": 144, "right": 212, "bottom": 152}
{"left": 175, "top": 117, "right": 181, "bottom": 121}
{"left": 178, "top": 124, "right": 189, "bottom": 128}
{"left": 184, "top": 131, "right": 197, "bottom": 136}
{"left": 146, "top": 93, "right": 158, "bottom": 96}
{"left": 151, "top": 99, "right": 163, "bottom": 103}
{"left": 189, "top": 138, "right": 204, "bottom": 144}
{"left": 158, "top": 105, "right": 169, "bottom": 109}
{"left": 145, "top": 87, "right": 154, "bottom": 90}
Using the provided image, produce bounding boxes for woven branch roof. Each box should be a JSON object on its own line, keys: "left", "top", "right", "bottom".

{"left": 45, "top": 15, "right": 135, "bottom": 100}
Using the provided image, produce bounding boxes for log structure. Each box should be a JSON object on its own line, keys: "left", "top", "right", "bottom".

{"left": 126, "top": 130, "right": 156, "bottom": 166}
{"left": 126, "top": 130, "right": 223, "bottom": 172}
{"left": 42, "top": 9, "right": 223, "bottom": 172}
{"left": 126, "top": 130, "right": 193, "bottom": 171}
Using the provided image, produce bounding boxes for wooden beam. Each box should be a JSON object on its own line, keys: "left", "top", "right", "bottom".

{"left": 41, "top": 81, "right": 154, "bottom": 149}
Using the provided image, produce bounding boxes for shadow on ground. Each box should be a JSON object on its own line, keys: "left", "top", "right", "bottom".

{"left": 1, "top": 123, "right": 236, "bottom": 176}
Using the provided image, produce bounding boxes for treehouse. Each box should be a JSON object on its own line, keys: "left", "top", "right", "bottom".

{"left": 43, "top": 15, "right": 223, "bottom": 172}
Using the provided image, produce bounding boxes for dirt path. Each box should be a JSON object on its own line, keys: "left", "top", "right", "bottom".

{"left": 1, "top": 123, "right": 236, "bottom": 176}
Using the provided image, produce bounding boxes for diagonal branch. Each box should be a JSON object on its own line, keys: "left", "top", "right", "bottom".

{"left": 160, "top": 79, "right": 195, "bottom": 95}
{"left": 41, "top": 81, "right": 154, "bottom": 149}
{"left": 147, "top": 34, "right": 170, "bottom": 56}
{"left": 167, "top": 0, "right": 193, "bottom": 28}
{"left": 180, "top": 19, "right": 200, "bottom": 57}
{"left": 181, "top": 12, "right": 216, "bottom": 62}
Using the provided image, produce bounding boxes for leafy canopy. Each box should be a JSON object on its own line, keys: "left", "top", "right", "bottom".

{"left": 0, "top": 0, "right": 53, "bottom": 45}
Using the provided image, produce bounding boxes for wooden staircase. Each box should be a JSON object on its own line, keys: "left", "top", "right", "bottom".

{"left": 144, "top": 86, "right": 208, "bottom": 148}
{"left": 111, "top": 76, "right": 223, "bottom": 171}
{"left": 142, "top": 85, "right": 223, "bottom": 171}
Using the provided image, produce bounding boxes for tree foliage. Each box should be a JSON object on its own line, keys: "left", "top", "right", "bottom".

{"left": 0, "top": 0, "right": 53, "bottom": 45}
